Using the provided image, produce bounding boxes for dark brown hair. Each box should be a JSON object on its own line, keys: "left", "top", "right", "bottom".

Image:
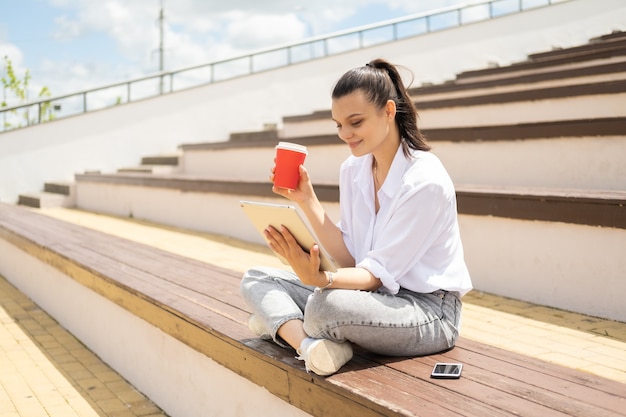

{"left": 331, "top": 58, "right": 430, "bottom": 155}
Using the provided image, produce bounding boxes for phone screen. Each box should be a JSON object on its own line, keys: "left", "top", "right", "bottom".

{"left": 431, "top": 363, "right": 462, "bottom": 378}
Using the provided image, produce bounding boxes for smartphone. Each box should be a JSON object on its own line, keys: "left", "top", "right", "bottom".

{"left": 430, "top": 362, "right": 463, "bottom": 379}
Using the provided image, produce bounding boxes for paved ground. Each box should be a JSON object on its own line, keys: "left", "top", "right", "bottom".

{"left": 1, "top": 207, "right": 625, "bottom": 416}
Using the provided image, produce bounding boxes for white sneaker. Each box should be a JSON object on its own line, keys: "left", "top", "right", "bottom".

{"left": 247, "top": 314, "right": 271, "bottom": 339}
{"left": 297, "top": 337, "right": 353, "bottom": 376}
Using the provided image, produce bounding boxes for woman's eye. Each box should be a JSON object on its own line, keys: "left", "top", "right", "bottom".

{"left": 352, "top": 120, "right": 362, "bottom": 127}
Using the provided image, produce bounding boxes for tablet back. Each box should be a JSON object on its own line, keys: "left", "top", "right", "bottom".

{"left": 240, "top": 200, "right": 338, "bottom": 272}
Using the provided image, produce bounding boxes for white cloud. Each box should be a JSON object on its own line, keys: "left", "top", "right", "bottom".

{"left": 51, "top": 15, "right": 84, "bottom": 40}
{"left": 226, "top": 13, "right": 306, "bottom": 50}
{"left": 0, "top": 43, "right": 24, "bottom": 67}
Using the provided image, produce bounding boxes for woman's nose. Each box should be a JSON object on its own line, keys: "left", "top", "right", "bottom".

{"left": 338, "top": 126, "right": 353, "bottom": 140}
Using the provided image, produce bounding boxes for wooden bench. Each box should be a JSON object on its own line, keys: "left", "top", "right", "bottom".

{"left": 1, "top": 202, "right": 624, "bottom": 417}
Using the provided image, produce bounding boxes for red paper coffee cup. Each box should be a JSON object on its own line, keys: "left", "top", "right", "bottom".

{"left": 274, "top": 142, "right": 308, "bottom": 190}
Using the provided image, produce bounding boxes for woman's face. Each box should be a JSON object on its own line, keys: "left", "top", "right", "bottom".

{"left": 331, "top": 90, "right": 396, "bottom": 157}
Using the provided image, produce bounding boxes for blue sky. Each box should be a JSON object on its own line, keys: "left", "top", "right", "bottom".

{"left": 1, "top": 0, "right": 473, "bottom": 103}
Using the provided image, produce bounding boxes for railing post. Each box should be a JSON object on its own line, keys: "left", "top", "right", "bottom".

{"left": 127, "top": 82, "right": 131, "bottom": 103}
{"left": 83, "top": 92, "right": 87, "bottom": 113}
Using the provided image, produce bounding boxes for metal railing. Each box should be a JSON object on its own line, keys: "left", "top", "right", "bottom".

{"left": 0, "top": 0, "right": 565, "bottom": 132}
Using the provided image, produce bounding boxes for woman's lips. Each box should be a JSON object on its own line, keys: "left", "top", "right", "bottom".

{"left": 347, "top": 140, "right": 362, "bottom": 148}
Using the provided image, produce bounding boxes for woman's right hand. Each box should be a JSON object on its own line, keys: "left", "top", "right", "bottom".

{"left": 272, "top": 164, "right": 316, "bottom": 205}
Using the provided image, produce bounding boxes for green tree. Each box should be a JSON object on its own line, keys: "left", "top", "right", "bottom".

{"left": 1, "top": 56, "right": 54, "bottom": 130}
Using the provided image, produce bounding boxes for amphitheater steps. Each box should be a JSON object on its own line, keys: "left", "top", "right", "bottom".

{"left": 45, "top": 31, "right": 626, "bottom": 321}
{"left": 17, "top": 181, "right": 76, "bottom": 209}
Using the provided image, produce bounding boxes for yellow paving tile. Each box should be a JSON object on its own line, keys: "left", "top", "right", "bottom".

{"left": 0, "top": 275, "right": 168, "bottom": 417}
{"left": 579, "top": 363, "right": 626, "bottom": 382}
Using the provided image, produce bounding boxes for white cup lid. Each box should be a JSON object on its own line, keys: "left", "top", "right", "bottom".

{"left": 276, "top": 141, "right": 307, "bottom": 153}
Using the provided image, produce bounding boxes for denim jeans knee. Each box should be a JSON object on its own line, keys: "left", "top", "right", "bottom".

{"left": 240, "top": 266, "right": 314, "bottom": 346}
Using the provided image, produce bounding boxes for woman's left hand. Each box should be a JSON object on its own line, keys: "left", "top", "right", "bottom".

{"left": 264, "top": 225, "right": 326, "bottom": 286}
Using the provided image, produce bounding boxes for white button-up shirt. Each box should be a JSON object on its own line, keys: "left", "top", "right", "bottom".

{"left": 339, "top": 146, "right": 472, "bottom": 296}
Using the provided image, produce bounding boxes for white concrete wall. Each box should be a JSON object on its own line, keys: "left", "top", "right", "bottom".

{"left": 420, "top": 93, "right": 626, "bottom": 129}
{"left": 0, "top": 238, "right": 312, "bottom": 417}
{"left": 1, "top": 0, "right": 624, "bottom": 204}
{"left": 431, "top": 137, "right": 626, "bottom": 190}
{"left": 460, "top": 215, "right": 626, "bottom": 323}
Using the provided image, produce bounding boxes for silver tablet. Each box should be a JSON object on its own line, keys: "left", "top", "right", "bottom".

{"left": 240, "top": 200, "right": 339, "bottom": 272}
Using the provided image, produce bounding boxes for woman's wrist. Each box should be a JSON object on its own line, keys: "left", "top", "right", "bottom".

{"left": 318, "top": 271, "right": 333, "bottom": 291}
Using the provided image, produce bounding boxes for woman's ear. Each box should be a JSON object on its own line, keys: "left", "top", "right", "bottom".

{"left": 386, "top": 99, "right": 397, "bottom": 120}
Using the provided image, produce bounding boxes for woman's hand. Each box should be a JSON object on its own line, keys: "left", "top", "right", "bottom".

{"left": 264, "top": 225, "right": 327, "bottom": 287}
{"left": 271, "top": 164, "right": 315, "bottom": 205}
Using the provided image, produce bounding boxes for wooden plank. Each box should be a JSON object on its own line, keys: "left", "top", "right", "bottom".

{"left": 332, "top": 359, "right": 521, "bottom": 417}
{"left": 359, "top": 352, "right": 572, "bottom": 417}
{"left": 416, "top": 79, "right": 626, "bottom": 109}
{"left": 410, "top": 61, "right": 626, "bottom": 95}
{"left": 451, "top": 338, "right": 626, "bottom": 405}
{"left": 371, "top": 341, "right": 626, "bottom": 417}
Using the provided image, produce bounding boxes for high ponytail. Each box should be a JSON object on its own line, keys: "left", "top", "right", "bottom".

{"left": 332, "top": 59, "right": 430, "bottom": 155}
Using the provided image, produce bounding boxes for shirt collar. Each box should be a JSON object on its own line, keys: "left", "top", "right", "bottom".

{"left": 351, "top": 145, "right": 410, "bottom": 200}
{"left": 379, "top": 145, "right": 409, "bottom": 198}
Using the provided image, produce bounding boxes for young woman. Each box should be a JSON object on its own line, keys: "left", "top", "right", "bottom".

{"left": 240, "top": 59, "right": 472, "bottom": 376}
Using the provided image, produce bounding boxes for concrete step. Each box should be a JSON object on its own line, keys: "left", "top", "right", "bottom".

{"left": 18, "top": 191, "right": 75, "bottom": 209}
{"left": 177, "top": 120, "right": 626, "bottom": 191}
{"left": 116, "top": 153, "right": 181, "bottom": 175}
{"left": 117, "top": 165, "right": 179, "bottom": 175}
{"left": 44, "top": 180, "right": 74, "bottom": 196}
{"left": 452, "top": 31, "right": 626, "bottom": 83}
{"left": 279, "top": 78, "right": 626, "bottom": 137}
{"left": 140, "top": 154, "right": 180, "bottom": 166}
{"left": 18, "top": 181, "right": 76, "bottom": 209}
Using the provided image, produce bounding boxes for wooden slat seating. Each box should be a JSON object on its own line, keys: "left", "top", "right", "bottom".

{"left": 73, "top": 170, "right": 626, "bottom": 231}
{"left": 1, "top": 202, "right": 624, "bottom": 417}
{"left": 450, "top": 30, "right": 626, "bottom": 84}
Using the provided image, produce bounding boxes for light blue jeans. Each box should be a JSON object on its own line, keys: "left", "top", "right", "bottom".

{"left": 240, "top": 266, "right": 462, "bottom": 356}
